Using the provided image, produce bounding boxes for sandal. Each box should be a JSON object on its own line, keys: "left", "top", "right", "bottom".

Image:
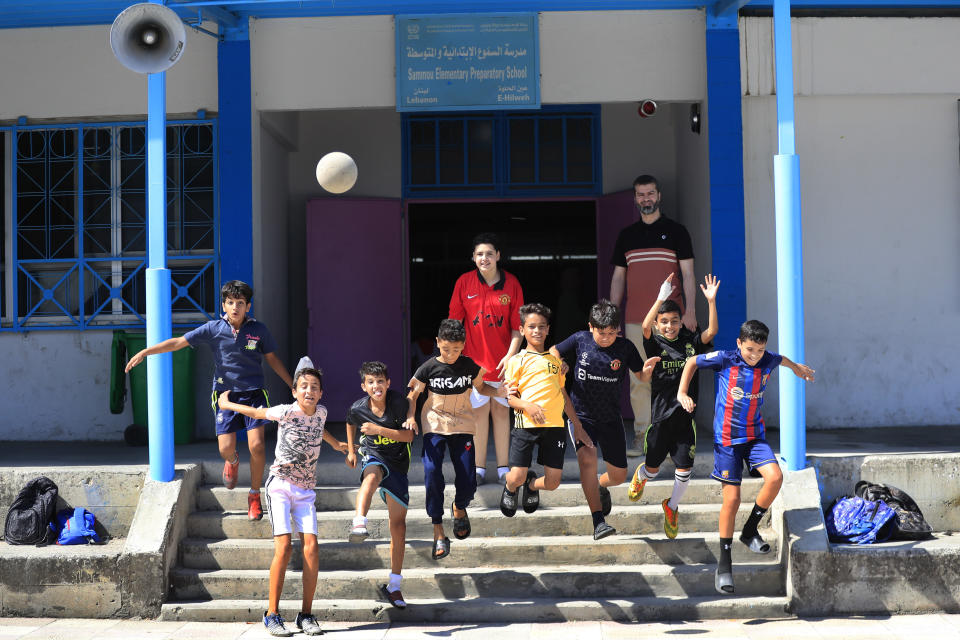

{"left": 432, "top": 536, "right": 450, "bottom": 560}
{"left": 520, "top": 470, "right": 540, "bottom": 514}
{"left": 379, "top": 583, "right": 407, "bottom": 609}
{"left": 451, "top": 504, "right": 471, "bottom": 540}
{"left": 740, "top": 533, "right": 771, "bottom": 554}
{"left": 715, "top": 568, "right": 735, "bottom": 595}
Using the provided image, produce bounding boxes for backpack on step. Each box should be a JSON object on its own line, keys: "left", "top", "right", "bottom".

{"left": 825, "top": 495, "right": 896, "bottom": 544}
{"left": 53, "top": 507, "right": 101, "bottom": 545}
{"left": 855, "top": 481, "right": 933, "bottom": 540}
{"left": 3, "top": 476, "right": 59, "bottom": 546}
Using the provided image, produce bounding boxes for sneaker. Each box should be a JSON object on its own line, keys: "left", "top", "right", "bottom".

{"left": 593, "top": 521, "right": 616, "bottom": 540}
{"left": 598, "top": 485, "right": 612, "bottom": 516}
{"left": 500, "top": 484, "right": 518, "bottom": 517}
{"left": 625, "top": 432, "right": 645, "bottom": 457}
{"left": 662, "top": 498, "right": 679, "bottom": 539}
{"left": 520, "top": 470, "right": 539, "bottom": 514}
{"left": 295, "top": 612, "right": 323, "bottom": 636}
{"left": 247, "top": 492, "right": 263, "bottom": 521}
{"left": 222, "top": 454, "right": 239, "bottom": 489}
{"left": 263, "top": 611, "right": 293, "bottom": 637}
{"left": 627, "top": 465, "right": 648, "bottom": 502}
{"left": 349, "top": 521, "right": 369, "bottom": 543}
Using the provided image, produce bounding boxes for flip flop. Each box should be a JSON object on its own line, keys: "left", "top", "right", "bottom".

{"left": 520, "top": 470, "right": 540, "bottom": 514}
{"left": 740, "top": 533, "right": 771, "bottom": 554}
{"left": 431, "top": 536, "right": 450, "bottom": 560}
{"left": 451, "top": 504, "right": 471, "bottom": 540}
{"left": 715, "top": 568, "right": 735, "bottom": 595}
{"left": 379, "top": 583, "right": 407, "bottom": 609}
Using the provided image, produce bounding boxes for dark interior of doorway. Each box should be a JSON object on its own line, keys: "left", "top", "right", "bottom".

{"left": 408, "top": 200, "right": 597, "bottom": 377}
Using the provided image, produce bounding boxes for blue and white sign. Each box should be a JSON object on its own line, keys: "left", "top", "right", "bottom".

{"left": 396, "top": 13, "right": 540, "bottom": 112}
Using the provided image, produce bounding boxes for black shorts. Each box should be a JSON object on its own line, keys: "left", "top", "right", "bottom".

{"left": 509, "top": 426, "right": 567, "bottom": 470}
{"left": 644, "top": 410, "right": 696, "bottom": 469}
{"left": 569, "top": 419, "right": 628, "bottom": 470}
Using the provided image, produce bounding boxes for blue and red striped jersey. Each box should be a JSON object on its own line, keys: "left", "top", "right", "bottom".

{"left": 695, "top": 349, "right": 783, "bottom": 446}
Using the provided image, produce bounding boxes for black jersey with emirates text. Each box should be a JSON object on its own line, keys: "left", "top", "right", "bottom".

{"left": 643, "top": 327, "right": 711, "bottom": 423}
{"left": 346, "top": 389, "right": 411, "bottom": 473}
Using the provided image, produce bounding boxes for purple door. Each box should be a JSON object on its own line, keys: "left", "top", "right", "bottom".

{"left": 306, "top": 198, "right": 404, "bottom": 421}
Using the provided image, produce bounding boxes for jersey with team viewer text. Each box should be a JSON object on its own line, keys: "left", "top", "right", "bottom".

{"left": 554, "top": 331, "right": 643, "bottom": 425}
{"left": 695, "top": 349, "right": 783, "bottom": 446}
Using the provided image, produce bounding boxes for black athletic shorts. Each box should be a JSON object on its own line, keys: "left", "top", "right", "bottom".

{"left": 644, "top": 409, "right": 696, "bottom": 469}
{"left": 569, "top": 418, "right": 628, "bottom": 470}
{"left": 509, "top": 426, "right": 567, "bottom": 470}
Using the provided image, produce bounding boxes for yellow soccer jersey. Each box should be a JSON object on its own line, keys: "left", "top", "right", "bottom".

{"left": 503, "top": 349, "right": 567, "bottom": 428}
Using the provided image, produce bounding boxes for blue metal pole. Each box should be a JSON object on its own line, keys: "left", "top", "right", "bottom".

{"left": 773, "top": 0, "right": 806, "bottom": 471}
{"left": 146, "top": 70, "right": 175, "bottom": 482}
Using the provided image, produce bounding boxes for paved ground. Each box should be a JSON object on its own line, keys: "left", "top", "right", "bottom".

{"left": 4, "top": 615, "right": 960, "bottom": 639}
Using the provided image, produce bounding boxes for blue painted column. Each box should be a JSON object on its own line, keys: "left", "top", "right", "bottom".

{"left": 773, "top": 0, "right": 807, "bottom": 471}
{"left": 705, "top": 8, "right": 747, "bottom": 352}
{"left": 146, "top": 70, "right": 175, "bottom": 482}
{"left": 217, "top": 23, "right": 254, "bottom": 286}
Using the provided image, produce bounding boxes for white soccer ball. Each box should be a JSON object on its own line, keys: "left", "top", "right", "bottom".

{"left": 315, "top": 151, "right": 358, "bottom": 194}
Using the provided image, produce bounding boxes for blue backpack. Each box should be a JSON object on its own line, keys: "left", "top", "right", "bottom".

{"left": 825, "top": 496, "right": 896, "bottom": 544}
{"left": 53, "top": 507, "right": 101, "bottom": 545}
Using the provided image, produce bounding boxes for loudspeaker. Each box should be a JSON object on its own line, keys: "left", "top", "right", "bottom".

{"left": 110, "top": 3, "right": 186, "bottom": 74}
{"left": 637, "top": 99, "right": 658, "bottom": 118}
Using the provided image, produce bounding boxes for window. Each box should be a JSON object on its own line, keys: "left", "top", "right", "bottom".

{"left": 1, "top": 120, "right": 218, "bottom": 331}
{"left": 402, "top": 106, "right": 600, "bottom": 197}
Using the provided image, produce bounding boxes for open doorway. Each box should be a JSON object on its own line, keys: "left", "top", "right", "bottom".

{"left": 407, "top": 199, "right": 597, "bottom": 377}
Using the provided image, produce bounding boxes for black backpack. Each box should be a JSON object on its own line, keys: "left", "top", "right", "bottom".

{"left": 855, "top": 480, "right": 933, "bottom": 540}
{"left": 3, "top": 476, "right": 59, "bottom": 545}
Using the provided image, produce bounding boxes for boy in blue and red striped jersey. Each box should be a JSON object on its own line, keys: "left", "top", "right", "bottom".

{"left": 676, "top": 319, "right": 814, "bottom": 596}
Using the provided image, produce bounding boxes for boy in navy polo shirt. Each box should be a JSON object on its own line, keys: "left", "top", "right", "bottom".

{"left": 550, "top": 300, "right": 659, "bottom": 540}
{"left": 677, "top": 319, "right": 814, "bottom": 595}
{"left": 125, "top": 280, "right": 294, "bottom": 521}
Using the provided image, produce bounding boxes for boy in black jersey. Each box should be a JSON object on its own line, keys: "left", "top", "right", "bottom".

{"left": 627, "top": 273, "right": 719, "bottom": 539}
{"left": 345, "top": 361, "right": 414, "bottom": 609}
{"left": 550, "top": 300, "right": 660, "bottom": 540}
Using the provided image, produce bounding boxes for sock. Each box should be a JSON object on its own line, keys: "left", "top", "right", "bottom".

{"left": 476, "top": 468, "right": 486, "bottom": 479}
{"left": 249, "top": 489, "right": 259, "bottom": 496}
{"left": 642, "top": 465, "right": 658, "bottom": 481}
{"left": 228, "top": 451, "right": 239, "bottom": 465}
{"left": 667, "top": 469, "right": 692, "bottom": 510}
{"left": 719, "top": 537, "right": 733, "bottom": 574}
{"left": 497, "top": 466, "right": 509, "bottom": 480}
{"left": 352, "top": 515, "right": 367, "bottom": 527}
{"left": 741, "top": 503, "right": 767, "bottom": 540}
{"left": 387, "top": 573, "right": 402, "bottom": 592}
{"left": 591, "top": 510, "right": 604, "bottom": 528}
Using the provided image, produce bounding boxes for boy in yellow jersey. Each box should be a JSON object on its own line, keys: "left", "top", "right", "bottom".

{"left": 500, "top": 303, "right": 593, "bottom": 516}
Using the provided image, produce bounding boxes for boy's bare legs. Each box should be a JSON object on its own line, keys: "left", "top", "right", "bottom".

{"left": 268, "top": 534, "right": 293, "bottom": 615}
{"left": 357, "top": 468, "right": 382, "bottom": 517}
{"left": 530, "top": 466, "right": 563, "bottom": 492}
{"left": 473, "top": 403, "right": 492, "bottom": 475}
{"left": 504, "top": 465, "right": 528, "bottom": 492}
{"left": 577, "top": 447, "right": 602, "bottom": 512}
{"left": 754, "top": 462, "right": 783, "bottom": 509}
{"left": 719, "top": 483, "right": 741, "bottom": 537}
{"left": 490, "top": 401, "right": 511, "bottom": 475}
{"left": 387, "top": 497, "right": 407, "bottom": 576}
{"left": 246, "top": 426, "right": 266, "bottom": 492}
{"left": 300, "top": 533, "right": 319, "bottom": 614}
{"left": 218, "top": 432, "right": 238, "bottom": 466}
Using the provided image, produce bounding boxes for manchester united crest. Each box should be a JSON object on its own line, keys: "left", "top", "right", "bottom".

{"left": 498, "top": 294, "right": 511, "bottom": 305}
{"left": 610, "top": 359, "right": 621, "bottom": 370}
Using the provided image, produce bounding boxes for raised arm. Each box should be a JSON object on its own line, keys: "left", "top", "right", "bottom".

{"left": 679, "top": 258, "right": 697, "bottom": 332}
{"left": 699, "top": 274, "right": 720, "bottom": 345}
{"left": 780, "top": 356, "right": 816, "bottom": 382}
{"left": 676, "top": 357, "right": 699, "bottom": 413}
{"left": 610, "top": 266, "right": 627, "bottom": 310}
{"left": 124, "top": 336, "right": 190, "bottom": 372}
{"left": 263, "top": 352, "right": 294, "bottom": 388}
{"left": 217, "top": 390, "right": 271, "bottom": 420}
{"left": 642, "top": 274, "right": 675, "bottom": 339}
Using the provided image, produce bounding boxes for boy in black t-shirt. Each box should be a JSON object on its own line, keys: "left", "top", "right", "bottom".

{"left": 345, "top": 361, "right": 414, "bottom": 609}
{"left": 405, "top": 319, "right": 506, "bottom": 560}
{"left": 627, "top": 273, "right": 719, "bottom": 539}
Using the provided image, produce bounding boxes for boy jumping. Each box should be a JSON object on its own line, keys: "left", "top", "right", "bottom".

{"left": 218, "top": 359, "right": 349, "bottom": 637}
{"left": 125, "top": 280, "right": 293, "bottom": 521}
{"left": 627, "top": 273, "right": 719, "bottom": 538}
{"left": 345, "top": 361, "right": 413, "bottom": 609}
{"left": 500, "top": 303, "right": 593, "bottom": 518}
{"left": 677, "top": 319, "right": 814, "bottom": 595}
{"left": 550, "top": 300, "right": 659, "bottom": 540}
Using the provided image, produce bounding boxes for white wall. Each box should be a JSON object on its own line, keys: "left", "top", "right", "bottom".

{"left": 0, "top": 24, "right": 218, "bottom": 120}
{"left": 741, "top": 17, "right": 960, "bottom": 427}
{"left": 601, "top": 102, "right": 678, "bottom": 198}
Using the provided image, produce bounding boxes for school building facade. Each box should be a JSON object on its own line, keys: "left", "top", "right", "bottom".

{"left": 0, "top": 1, "right": 957, "bottom": 441}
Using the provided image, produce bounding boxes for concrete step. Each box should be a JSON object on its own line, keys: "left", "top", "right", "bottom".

{"left": 197, "top": 478, "right": 763, "bottom": 512}
{"left": 186, "top": 503, "right": 771, "bottom": 540}
{"left": 169, "top": 561, "right": 783, "bottom": 601}
{"left": 159, "top": 594, "right": 791, "bottom": 623}
{"left": 180, "top": 528, "right": 779, "bottom": 571}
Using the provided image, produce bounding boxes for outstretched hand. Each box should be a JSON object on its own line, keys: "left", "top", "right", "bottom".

{"left": 793, "top": 363, "right": 816, "bottom": 382}
{"left": 700, "top": 273, "right": 720, "bottom": 302}
{"left": 642, "top": 356, "right": 661, "bottom": 377}
{"left": 124, "top": 351, "right": 145, "bottom": 373}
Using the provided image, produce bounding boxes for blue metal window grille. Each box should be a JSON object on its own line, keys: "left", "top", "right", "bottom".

{"left": 402, "top": 105, "right": 601, "bottom": 197}
{"left": 0, "top": 119, "right": 218, "bottom": 331}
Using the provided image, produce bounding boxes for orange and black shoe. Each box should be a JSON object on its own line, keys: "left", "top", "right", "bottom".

{"left": 248, "top": 491, "right": 263, "bottom": 521}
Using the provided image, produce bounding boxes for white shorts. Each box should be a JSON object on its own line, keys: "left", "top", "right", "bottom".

{"left": 265, "top": 474, "right": 318, "bottom": 537}
{"left": 470, "top": 380, "right": 509, "bottom": 409}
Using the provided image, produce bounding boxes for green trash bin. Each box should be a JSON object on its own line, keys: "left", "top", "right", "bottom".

{"left": 122, "top": 332, "right": 196, "bottom": 445}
